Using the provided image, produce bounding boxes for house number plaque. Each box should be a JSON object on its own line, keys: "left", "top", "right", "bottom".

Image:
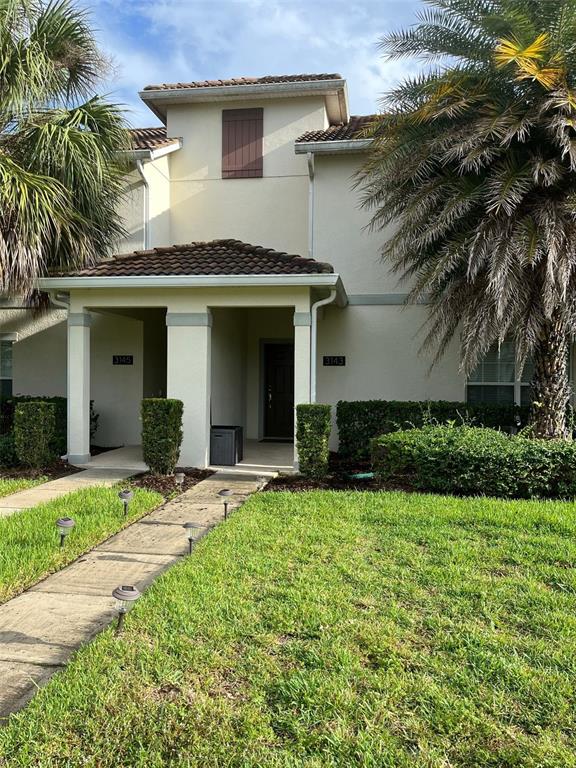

{"left": 113, "top": 355, "right": 133, "bottom": 365}
{"left": 323, "top": 356, "right": 346, "bottom": 366}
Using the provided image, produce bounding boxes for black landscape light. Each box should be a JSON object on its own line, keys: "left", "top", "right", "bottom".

{"left": 112, "top": 585, "right": 141, "bottom": 635}
{"left": 218, "top": 488, "right": 234, "bottom": 519}
{"left": 118, "top": 489, "right": 134, "bottom": 516}
{"left": 182, "top": 521, "right": 203, "bottom": 554}
{"left": 56, "top": 517, "right": 75, "bottom": 548}
{"left": 174, "top": 472, "right": 185, "bottom": 490}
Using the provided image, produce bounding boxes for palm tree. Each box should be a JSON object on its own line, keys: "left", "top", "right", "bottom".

{"left": 0, "top": 0, "right": 130, "bottom": 298}
{"left": 359, "top": 0, "right": 576, "bottom": 439}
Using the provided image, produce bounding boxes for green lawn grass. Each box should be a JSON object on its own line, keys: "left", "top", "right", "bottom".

{"left": 0, "top": 485, "right": 162, "bottom": 604}
{"left": 1, "top": 490, "right": 575, "bottom": 767}
{"left": 0, "top": 476, "right": 47, "bottom": 498}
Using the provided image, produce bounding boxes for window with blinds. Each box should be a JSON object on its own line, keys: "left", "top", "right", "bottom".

{"left": 467, "top": 341, "right": 535, "bottom": 406}
{"left": 221, "top": 108, "right": 263, "bottom": 179}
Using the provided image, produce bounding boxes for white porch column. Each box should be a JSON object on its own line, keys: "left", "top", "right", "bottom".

{"left": 67, "top": 312, "right": 91, "bottom": 464}
{"left": 293, "top": 311, "right": 312, "bottom": 467}
{"left": 166, "top": 311, "right": 212, "bottom": 468}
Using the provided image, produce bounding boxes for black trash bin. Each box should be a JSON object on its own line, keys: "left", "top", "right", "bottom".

{"left": 210, "top": 425, "right": 244, "bottom": 466}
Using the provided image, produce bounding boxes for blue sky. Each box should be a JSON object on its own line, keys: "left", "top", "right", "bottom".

{"left": 82, "top": 0, "right": 424, "bottom": 127}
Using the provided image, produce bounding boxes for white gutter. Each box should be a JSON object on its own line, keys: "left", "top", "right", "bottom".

{"left": 38, "top": 272, "right": 347, "bottom": 293}
{"left": 295, "top": 138, "right": 372, "bottom": 155}
{"left": 310, "top": 289, "right": 337, "bottom": 403}
{"left": 135, "top": 159, "right": 150, "bottom": 249}
{"left": 123, "top": 141, "right": 181, "bottom": 162}
{"left": 139, "top": 79, "right": 348, "bottom": 123}
{"left": 307, "top": 152, "right": 315, "bottom": 259}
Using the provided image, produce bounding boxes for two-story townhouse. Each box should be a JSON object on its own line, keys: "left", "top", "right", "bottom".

{"left": 0, "top": 73, "right": 542, "bottom": 469}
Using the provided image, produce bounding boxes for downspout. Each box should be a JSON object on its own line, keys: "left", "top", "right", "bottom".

{"left": 307, "top": 152, "right": 314, "bottom": 259}
{"left": 136, "top": 158, "right": 150, "bottom": 249}
{"left": 48, "top": 291, "right": 70, "bottom": 309}
{"left": 310, "top": 289, "right": 337, "bottom": 403}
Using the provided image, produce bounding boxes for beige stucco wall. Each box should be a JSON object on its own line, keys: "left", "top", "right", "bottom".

{"left": 317, "top": 304, "right": 466, "bottom": 448}
{"left": 90, "top": 313, "right": 143, "bottom": 447}
{"left": 119, "top": 171, "right": 145, "bottom": 252}
{"left": 11, "top": 310, "right": 144, "bottom": 448}
{"left": 12, "top": 318, "right": 67, "bottom": 396}
{"left": 313, "top": 153, "right": 399, "bottom": 295}
{"left": 211, "top": 308, "right": 247, "bottom": 428}
{"left": 117, "top": 155, "right": 171, "bottom": 253}
{"left": 166, "top": 97, "right": 327, "bottom": 254}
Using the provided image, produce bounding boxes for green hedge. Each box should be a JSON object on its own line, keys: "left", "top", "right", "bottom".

{"left": 0, "top": 435, "right": 17, "bottom": 467}
{"left": 296, "top": 404, "right": 332, "bottom": 479}
{"left": 372, "top": 425, "right": 576, "bottom": 499}
{"left": 14, "top": 402, "right": 56, "bottom": 468}
{"left": 0, "top": 397, "right": 99, "bottom": 458}
{"left": 337, "top": 399, "right": 530, "bottom": 459}
{"left": 141, "top": 398, "right": 183, "bottom": 475}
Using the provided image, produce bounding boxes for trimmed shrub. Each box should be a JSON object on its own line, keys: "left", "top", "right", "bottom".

{"left": 141, "top": 398, "right": 183, "bottom": 475}
{"left": 296, "top": 403, "right": 332, "bottom": 479}
{"left": 14, "top": 402, "right": 56, "bottom": 468}
{"left": 372, "top": 424, "right": 576, "bottom": 499}
{"left": 337, "top": 399, "right": 530, "bottom": 460}
{"left": 0, "top": 397, "right": 99, "bottom": 456}
{"left": 0, "top": 435, "right": 17, "bottom": 467}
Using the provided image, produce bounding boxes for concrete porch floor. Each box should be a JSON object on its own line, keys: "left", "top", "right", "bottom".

{"left": 72, "top": 441, "right": 295, "bottom": 475}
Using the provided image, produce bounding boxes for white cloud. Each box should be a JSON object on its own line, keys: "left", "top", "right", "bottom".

{"left": 83, "top": 0, "right": 422, "bottom": 125}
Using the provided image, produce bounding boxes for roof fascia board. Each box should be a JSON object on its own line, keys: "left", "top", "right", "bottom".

{"left": 140, "top": 79, "right": 347, "bottom": 121}
{"left": 295, "top": 138, "right": 372, "bottom": 155}
{"left": 123, "top": 139, "right": 182, "bottom": 163}
{"left": 38, "top": 273, "right": 343, "bottom": 290}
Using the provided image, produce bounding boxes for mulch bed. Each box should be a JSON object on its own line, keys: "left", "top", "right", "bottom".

{"left": 266, "top": 454, "right": 412, "bottom": 493}
{"left": 129, "top": 468, "right": 213, "bottom": 497}
{"left": 0, "top": 459, "right": 80, "bottom": 482}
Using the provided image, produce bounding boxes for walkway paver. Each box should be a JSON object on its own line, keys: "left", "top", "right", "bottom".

{"left": 0, "top": 471, "right": 265, "bottom": 721}
{"left": 0, "top": 468, "right": 134, "bottom": 518}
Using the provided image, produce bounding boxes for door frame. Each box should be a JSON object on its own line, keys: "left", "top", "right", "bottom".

{"left": 259, "top": 338, "right": 294, "bottom": 441}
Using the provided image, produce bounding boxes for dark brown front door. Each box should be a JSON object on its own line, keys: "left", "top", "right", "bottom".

{"left": 263, "top": 343, "right": 294, "bottom": 439}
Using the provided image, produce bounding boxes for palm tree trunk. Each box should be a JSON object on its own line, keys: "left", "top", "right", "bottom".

{"left": 531, "top": 312, "right": 571, "bottom": 439}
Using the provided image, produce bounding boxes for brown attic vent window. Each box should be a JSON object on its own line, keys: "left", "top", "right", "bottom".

{"left": 222, "top": 108, "right": 263, "bottom": 178}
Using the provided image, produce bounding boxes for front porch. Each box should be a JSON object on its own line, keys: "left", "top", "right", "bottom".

{"left": 40, "top": 239, "right": 346, "bottom": 471}
{"left": 73, "top": 440, "right": 295, "bottom": 475}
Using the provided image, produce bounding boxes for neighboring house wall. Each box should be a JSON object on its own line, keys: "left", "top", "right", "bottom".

{"left": 12, "top": 312, "right": 143, "bottom": 448}
{"left": 167, "top": 97, "right": 328, "bottom": 253}
{"left": 12, "top": 318, "right": 67, "bottom": 397}
{"left": 120, "top": 170, "right": 145, "bottom": 252}
{"left": 118, "top": 156, "right": 171, "bottom": 253}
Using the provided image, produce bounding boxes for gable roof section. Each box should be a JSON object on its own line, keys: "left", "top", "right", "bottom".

{"left": 143, "top": 73, "right": 342, "bottom": 91}
{"left": 129, "top": 126, "right": 180, "bottom": 151}
{"left": 295, "top": 114, "right": 376, "bottom": 155}
{"left": 140, "top": 73, "right": 348, "bottom": 125}
{"left": 297, "top": 115, "right": 376, "bottom": 143}
{"left": 68, "top": 240, "right": 334, "bottom": 277}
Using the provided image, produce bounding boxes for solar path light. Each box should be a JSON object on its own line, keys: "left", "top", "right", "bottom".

{"left": 182, "top": 521, "right": 203, "bottom": 554}
{"left": 56, "top": 517, "right": 75, "bottom": 548}
{"left": 218, "top": 488, "right": 234, "bottom": 520}
{"left": 174, "top": 472, "right": 185, "bottom": 490}
{"left": 112, "top": 585, "right": 141, "bottom": 635}
{"left": 118, "top": 489, "right": 134, "bottom": 517}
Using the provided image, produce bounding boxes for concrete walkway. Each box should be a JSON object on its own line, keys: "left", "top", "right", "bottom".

{"left": 0, "top": 468, "right": 134, "bottom": 519}
{"left": 0, "top": 471, "right": 264, "bottom": 721}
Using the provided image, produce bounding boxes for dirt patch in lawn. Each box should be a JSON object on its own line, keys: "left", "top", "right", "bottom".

{"left": 129, "top": 468, "right": 213, "bottom": 498}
